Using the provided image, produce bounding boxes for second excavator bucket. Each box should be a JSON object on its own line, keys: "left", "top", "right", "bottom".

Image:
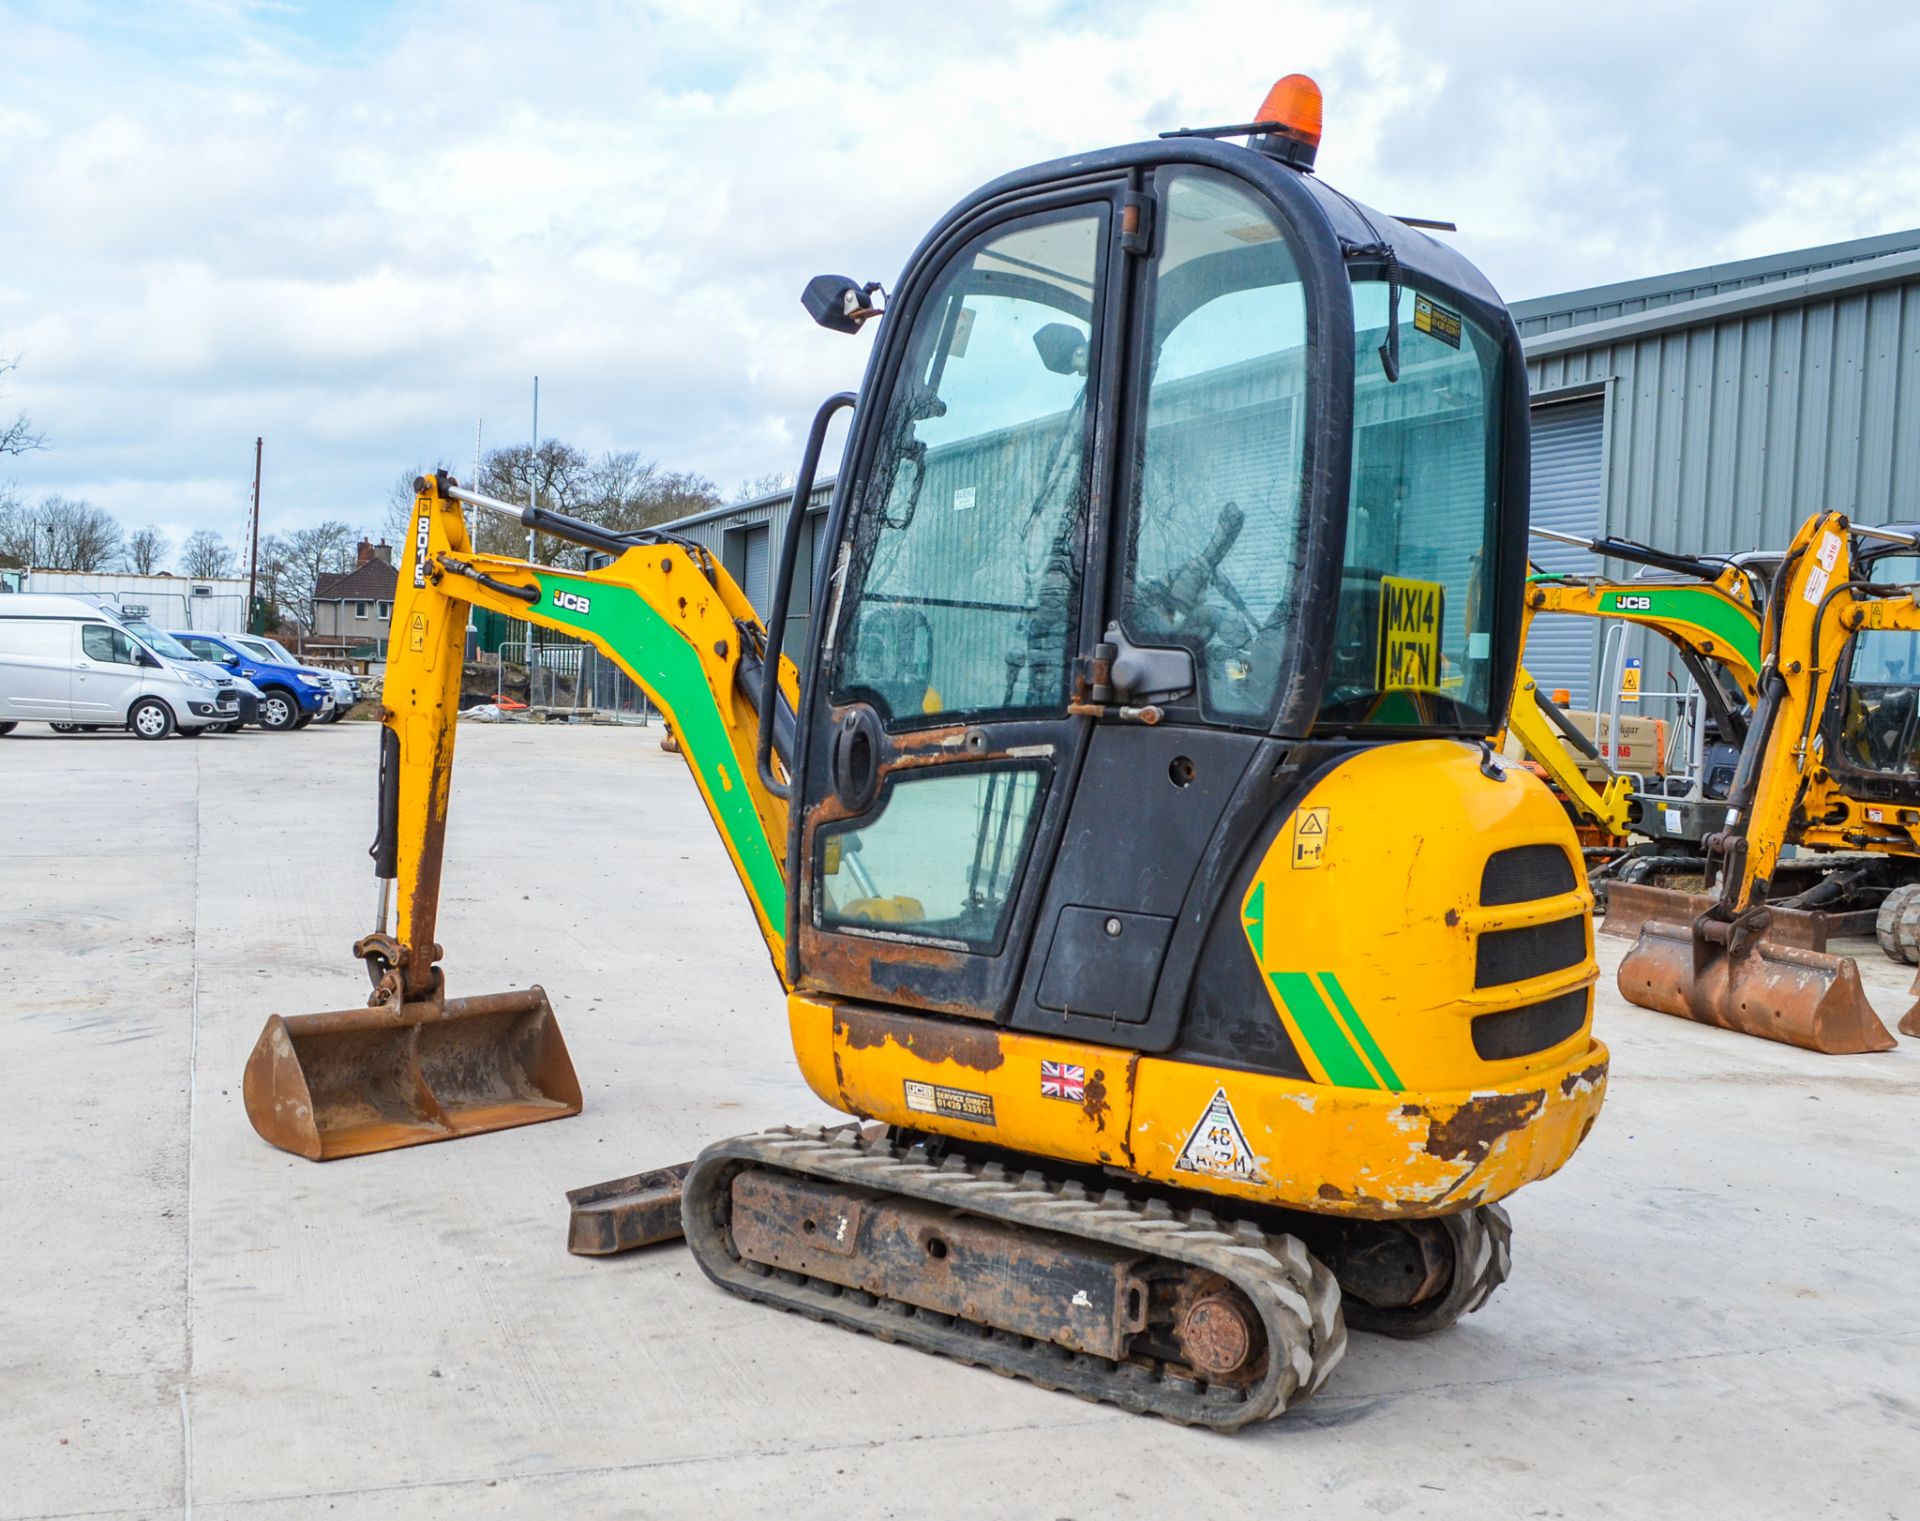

{"left": 1617, "top": 918, "right": 1897, "bottom": 1054}
{"left": 243, "top": 987, "right": 582, "bottom": 1160}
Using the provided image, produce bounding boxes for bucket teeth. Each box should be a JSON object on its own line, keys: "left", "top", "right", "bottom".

{"left": 1617, "top": 919, "right": 1897, "bottom": 1055}
{"left": 242, "top": 986, "right": 582, "bottom": 1160}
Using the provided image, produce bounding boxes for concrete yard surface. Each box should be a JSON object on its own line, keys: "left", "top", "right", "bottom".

{"left": 3, "top": 722, "right": 1918, "bottom": 1520}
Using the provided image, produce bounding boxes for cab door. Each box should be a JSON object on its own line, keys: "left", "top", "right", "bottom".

{"left": 792, "top": 192, "right": 1125, "bottom": 1019}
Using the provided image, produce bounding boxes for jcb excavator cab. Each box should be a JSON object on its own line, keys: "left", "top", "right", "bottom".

{"left": 248, "top": 76, "right": 1610, "bottom": 1428}
{"left": 1826, "top": 529, "right": 1920, "bottom": 782}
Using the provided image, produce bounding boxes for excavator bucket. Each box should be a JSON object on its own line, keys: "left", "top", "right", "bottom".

{"left": 1617, "top": 919, "right": 1897, "bottom": 1054}
{"left": 243, "top": 987, "right": 582, "bottom": 1160}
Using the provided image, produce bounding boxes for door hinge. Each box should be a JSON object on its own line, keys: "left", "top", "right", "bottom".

{"left": 1121, "top": 191, "right": 1155, "bottom": 256}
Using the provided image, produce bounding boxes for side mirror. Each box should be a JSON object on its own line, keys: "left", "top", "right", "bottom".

{"left": 1033, "top": 322, "right": 1090, "bottom": 376}
{"left": 220, "top": 651, "right": 239, "bottom": 666}
{"left": 803, "top": 274, "right": 883, "bottom": 334}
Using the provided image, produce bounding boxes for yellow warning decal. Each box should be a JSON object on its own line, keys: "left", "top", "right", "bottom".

{"left": 1377, "top": 575, "right": 1444, "bottom": 691}
{"left": 407, "top": 611, "right": 427, "bottom": 653}
{"left": 1291, "top": 806, "right": 1328, "bottom": 869}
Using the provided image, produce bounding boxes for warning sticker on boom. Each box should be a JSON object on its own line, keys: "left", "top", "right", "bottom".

{"left": 1175, "top": 1088, "right": 1265, "bottom": 1183}
{"left": 1377, "top": 575, "right": 1444, "bottom": 691}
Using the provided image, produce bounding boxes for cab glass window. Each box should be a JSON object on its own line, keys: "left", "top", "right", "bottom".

{"left": 81, "top": 624, "right": 139, "bottom": 665}
{"left": 833, "top": 209, "right": 1106, "bottom": 725}
{"left": 815, "top": 766, "right": 1047, "bottom": 949}
{"left": 1120, "top": 169, "right": 1310, "bottom": 724}
{"left": 1839, "top": 553, "right": 1920, "bottom": 775}
{"left": 1315, "top": 279, "right": 1505, "bottom": 732}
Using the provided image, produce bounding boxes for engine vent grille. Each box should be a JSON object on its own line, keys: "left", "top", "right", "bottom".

{"left": 1480, "top": 844, "right": 1576, "bottom": 906}
{"left": 1471, "top": 989, "right": 1589, "bottom": 1061}
{"left": 1475, "top": 916, "right": 1587, "bottom": 988}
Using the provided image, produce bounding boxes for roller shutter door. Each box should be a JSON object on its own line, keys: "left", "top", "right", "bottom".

{"left": 742, "top": 524, "right": 771, "bottom": 615}
{"left": 1526, "top": 396, "right": 1605, "bottom": 708}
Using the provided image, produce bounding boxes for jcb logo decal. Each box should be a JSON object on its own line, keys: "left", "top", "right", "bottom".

{"left": 1612, "top": 594, "right": 1653, "bottom": 611}
{"left": 553, "top": 590, "right": 592, "bottom": 615}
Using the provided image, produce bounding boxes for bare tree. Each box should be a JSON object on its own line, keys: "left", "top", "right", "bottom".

{"left": 589, "top": 452, "right": 722, "bottom": 535}
{"left": 0, "top": 495, "right": 123, "bottom": 570}
{"left": 255, "top": 534, "right": 297, "bottom": 632}
{"left": 0, "top": 355, "right": 46, "bottom": 458}
{"left": 734, "top": 470, "right": 795, "bottom": 503}
{"left": 268, "top": 521, "right": 362, "bottom": 631}
{"left": 472, "top": 440, "right": 593, "bottom": 564}
{"left": 180, "top": 529, "right": 237, "bottom": 579}
{"left": 124, "top": 525, "right": 169, "bottom": 574}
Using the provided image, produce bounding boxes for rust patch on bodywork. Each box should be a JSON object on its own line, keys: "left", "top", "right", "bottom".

{"left": 1081, "top": 1068, "right": 1110, "bottom": 1131}
{"left": 1560, "top": 1060, "right": 1607, "bottom": 1098}
{"left": 834, "top": 1006, "right": 1006, "bottom": 1072}
{"left": 1413, "top": 1090, "right": 1545, "bottom": 1164}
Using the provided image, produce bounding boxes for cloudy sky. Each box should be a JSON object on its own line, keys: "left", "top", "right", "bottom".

{"left": 4, "top": 0, "right": 1919, "bottom": 561}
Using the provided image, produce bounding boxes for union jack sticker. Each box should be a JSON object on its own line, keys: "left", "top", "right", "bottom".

{"left": 1040, "top": 1061, "right": 1086, "bottom": 1101}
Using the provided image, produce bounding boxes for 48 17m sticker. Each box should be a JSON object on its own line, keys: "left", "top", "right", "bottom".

{"left": 1175, "top": 1087, "right": 1265, "bottom": 1183}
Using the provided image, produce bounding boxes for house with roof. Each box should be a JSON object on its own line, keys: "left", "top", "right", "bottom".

{"left": 312, "top": 539, "right": 397, "bottom": 658}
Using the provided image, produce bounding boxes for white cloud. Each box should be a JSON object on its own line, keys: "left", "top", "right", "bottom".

{"left": 2, "top": 0, "right": 1918, "bottom": 555}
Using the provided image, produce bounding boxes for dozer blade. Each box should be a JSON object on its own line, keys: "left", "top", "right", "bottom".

{"left": 1900, "top": 969, "right": 1920, "bottom": 1039}
{"left": 243, "top": 986, "right": 582, "bottom": 1160}
{"left": 1616, "top": 919, "right": 1897, "bottom": 1054}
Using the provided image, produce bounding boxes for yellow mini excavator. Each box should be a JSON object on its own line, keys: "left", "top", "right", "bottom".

{"left": 243, "top": 77, "right": 1610, "bottom": 1429}
{"left": 1617, "top": 509, "right": 1920, "bottom": 1052}
{"left": 1505, "top": 537, "right": 1765, "bottom": 849}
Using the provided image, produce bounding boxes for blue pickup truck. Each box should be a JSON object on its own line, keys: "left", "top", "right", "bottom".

{"left": 169, "top": 630, "right": 336, "bottom": 731}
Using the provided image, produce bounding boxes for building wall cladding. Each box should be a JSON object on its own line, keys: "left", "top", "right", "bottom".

{"left": 1520, "top": 240, "right": 1920, "bottom": 555}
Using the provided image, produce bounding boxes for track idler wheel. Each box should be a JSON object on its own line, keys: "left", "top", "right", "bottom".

{"left": 1875, "top": 883, "right": 1920, "bottom": 965}
{"left": 1331, "top": 1204, "right": 1513, "bottom": 1339}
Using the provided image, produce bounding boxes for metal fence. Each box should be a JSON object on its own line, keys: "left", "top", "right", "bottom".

{"left": 492, "top": 634, "right": 654, "bottom": 722}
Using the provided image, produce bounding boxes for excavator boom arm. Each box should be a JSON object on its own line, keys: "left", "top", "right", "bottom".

{"left": 377, "top": 473, "right": 799, "bottom": 989}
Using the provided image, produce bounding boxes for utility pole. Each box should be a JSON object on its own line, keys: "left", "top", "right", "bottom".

{"left": 527, "top": 378, "right": 538, "bottom": 706}
{"left": 246, "top": 436, "right": 264, "bottom": 633}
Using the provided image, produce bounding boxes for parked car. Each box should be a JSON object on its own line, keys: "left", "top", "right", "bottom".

{"left": 0, "top": 595, "right": 240, "bottom": 739}
{"left": 168, "top": 630, "right": 335, "bottom": 731}
{"left": 121, "top": 619, "right": 260, "bottom": 730}
{"left": 315, "top": 669, "right": 359, "bottom": 720}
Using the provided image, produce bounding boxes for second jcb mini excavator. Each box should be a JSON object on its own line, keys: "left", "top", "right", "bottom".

{"left": 1616, "top": 509, "right": 1920, "bottom": 1051}
{"left": 243, "top": 77, "right": 1609, "bottom": 1429}
{"left": 1504, "top": 533, "right": 1764, "bottom": 850}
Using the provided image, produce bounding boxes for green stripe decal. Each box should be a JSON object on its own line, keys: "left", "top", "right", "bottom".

{"left": 1596, "top": 586, "right": 1762, "bottom": 675}
{"left": 533, "top": 576, "right": 786, "bottom": 931}
{"left": 1319, "top": 972, "right": 1402, "bottom": 1091}
{"left": 1243, "top": 881, "right": 1266, "bottom": 961}
{"left": 1268, "top": 972, "right": 1379, "bottom": 1089}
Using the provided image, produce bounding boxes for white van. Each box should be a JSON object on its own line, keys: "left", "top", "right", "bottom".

{"left": 0, "top": 595, "right": 240, "bottom": 739}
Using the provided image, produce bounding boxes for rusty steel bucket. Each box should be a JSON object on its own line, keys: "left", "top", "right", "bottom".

{"left": 1603, "top": 881, "right": 1844, "bottom": 950}
{"left": 243, "top": 986, "right": 582, "bottom": 1161}
{"left": 1617, "top": 919, "right": 1897, "bottom": 1055}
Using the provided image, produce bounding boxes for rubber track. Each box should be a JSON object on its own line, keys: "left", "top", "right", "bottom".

{"left": 682, "top": 1126, "right": 1347, "bottom": 1431}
